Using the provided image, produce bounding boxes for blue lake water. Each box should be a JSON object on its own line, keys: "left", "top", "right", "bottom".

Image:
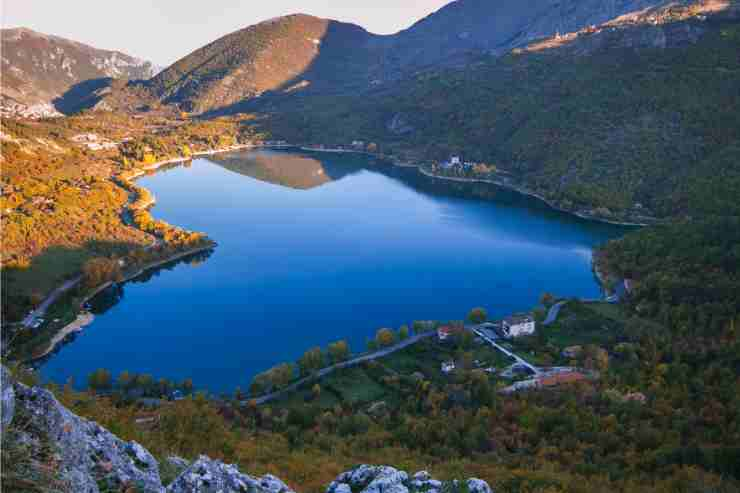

{"left": 40, "top": 149, "right": 628, "bottom": 394}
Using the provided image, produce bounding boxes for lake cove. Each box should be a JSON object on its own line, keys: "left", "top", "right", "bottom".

{"left": 40, "top": 149, "right": 629, "bottom": 394}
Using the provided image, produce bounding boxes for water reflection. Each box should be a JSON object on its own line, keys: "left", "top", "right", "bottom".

{"left": 91, "top": 249, "right": 215, "bottom": 315}
{"left": 209, "top": 149, "right": 363, "bottom": 190}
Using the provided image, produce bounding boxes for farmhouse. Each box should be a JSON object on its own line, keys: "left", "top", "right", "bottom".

{"left": 501, "top": 314, "right": 536, "bottom": 338}
{"left": 437, "top": 325, "right": 459, "bottom": 342}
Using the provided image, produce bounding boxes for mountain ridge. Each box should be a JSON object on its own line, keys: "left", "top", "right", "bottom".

{"left": 1, "top": 26, "right": 158, "bottom": 118}
{"left": 139, "top": 0, "right": 683, "bottom": 115}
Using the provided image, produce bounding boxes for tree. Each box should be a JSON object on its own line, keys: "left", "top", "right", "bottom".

{"left": 376, "top": 328, "right": 396, "bottom": 348}
{"left": 399, "top": 325, "right": 410, "bottom": 341}
{"left": 81, "top": 257, "right": 122, "bottom": 289}
{"left": 136, "top": 374, "right": 154, "bottom": 394}
{"left": 298, "top": 347, "right": 323, "bottom": 376}
{"left": 181, "top": 378, "right": 194, "bottom": 395}
{"left": 540, "top": 292, "right": 555, "bottom": 307}
{"left": 458, "top": 329, "right": 475, "bottom": 350}
{"left": 234, "top": 386, "right": 245, "bottom": 401}
{"left": 87, "top": 368, "right": 112, "bottom": 393}
{"left": 117, "top": 370, "right": 133, "bottom": 391}
{"left": 157, "top": 378, "right": 172, "bottom": 397}
{"left": 270, "top": 363, "right": 294, "bottom": 389}
{"left": 468, "top": 307, "right": 488, "bottom": 324}
{"left": 328, "top": 340, "right": 350, "bottom": 363}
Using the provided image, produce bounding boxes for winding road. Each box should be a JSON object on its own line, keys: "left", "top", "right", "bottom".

{"left": 470, "top": 324, "right": 541, "bottom": 375}
{"left": 244, "top": 331, "right": 436, "bottom": 405}
{"left": 543, "top": 301, "right": 568, "bottom": 326}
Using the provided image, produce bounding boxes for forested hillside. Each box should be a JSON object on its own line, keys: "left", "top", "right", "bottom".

{"left": 257, "top": 3, "right": 740, "bottom": 221}
{"left": 596, "top": 216, "right": 740, "bottom": 333}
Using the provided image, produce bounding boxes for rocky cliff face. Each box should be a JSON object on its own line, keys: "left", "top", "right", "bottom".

{"left": 1, "top": 27, "right": 157, "bottom": 117}
{"left": 1, "top": 368, "right": 493, "bottom": 492}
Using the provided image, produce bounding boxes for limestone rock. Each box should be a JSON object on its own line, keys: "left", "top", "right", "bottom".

{"left": 166, "top": 456, "right": 295, "bottom": 493}
{"left": 329, "top": 465, "right": 493, "bottom": 493}
{"left": 1, "top": 366, "right": 14, "bottom": 433}
{"left": 13, "top": 380, "right": 163, "bottom": 492}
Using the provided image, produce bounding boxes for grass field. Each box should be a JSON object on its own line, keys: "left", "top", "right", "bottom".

{"left": 271, "top": 337, "right": 514, "bottom": 411}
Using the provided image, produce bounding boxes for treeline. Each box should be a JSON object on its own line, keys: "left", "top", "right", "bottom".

{"left": 249, "top": 321, "right": 447, "bottom": 396}
{"left": 85, "top": 368, "right": 195, "bottom": 400}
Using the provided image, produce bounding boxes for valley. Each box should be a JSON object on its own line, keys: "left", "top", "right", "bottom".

{"left": 2, "top": 0, "right": 740, "bottom": 491}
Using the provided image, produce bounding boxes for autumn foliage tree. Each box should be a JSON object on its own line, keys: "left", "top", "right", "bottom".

{"left": 375, "top": 328, "right": 396, "bottom": 348}
{"left": 81, "top": 257, "right": 122, "bottom": 290}
{"left": 328, "top": 340, "right": 350, "bottom": 363}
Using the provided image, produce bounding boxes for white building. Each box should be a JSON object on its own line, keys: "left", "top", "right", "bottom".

{"left": 501, "top": 314, "right": 536, "bottom": 338}
{"left": 450, "top": 156, "right": 461, "bottom": 165}
{"left": 441, "top": 361, "right": 456, "bottom": 374}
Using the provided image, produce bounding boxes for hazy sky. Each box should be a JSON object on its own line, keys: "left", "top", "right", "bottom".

{"left": 2, "top": 0, "right": 451, "bottom": 66}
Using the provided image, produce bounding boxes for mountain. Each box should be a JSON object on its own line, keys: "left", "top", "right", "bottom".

{"left": 255, "top": 0, "right": 740, "bottom": 223}
{"left": 147, "top": 14, "right": 377, "bottom": 114}
{"left": 0, "top": 27, "right": 158, "bottom": 117}
{"left": 384, "top": 0, "right": 674, "bottom": 70}
{"left": 144, "top": 0, "right": 678, "bottom": 115}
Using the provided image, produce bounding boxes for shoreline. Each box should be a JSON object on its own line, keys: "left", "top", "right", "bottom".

{"left": 33, "top": 312, "right": 95, "bottom": 360}
{"left": 20, "top": 141, "right": 631, "bottom": 369}
{"left": 19, "top": 142, "right": 244, "bottom": 363}
{"left": 298, "top": 145, "right": 650, "bottom": 227}
{"left": 78, "top": 243, "right": 216, "bottom": 307}
{"left": 415, "top": 167, "right": 650, "bottom": 227}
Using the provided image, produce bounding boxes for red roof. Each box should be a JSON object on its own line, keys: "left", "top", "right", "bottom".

{"left": 538, "top": 372, "right": 587, "bottom": 387}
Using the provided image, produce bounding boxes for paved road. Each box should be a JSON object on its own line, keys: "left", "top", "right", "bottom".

{"left": 471, "top": 324, "right": 541, "bottom": 376}
{"left": 22, "top": 276, "right": 82, "bottom": 327}
{"left": 543, "top": 301, "right": 568, "bottom": 326}
{"left": 244, "top": 331, "right": 436, "bottom": 405}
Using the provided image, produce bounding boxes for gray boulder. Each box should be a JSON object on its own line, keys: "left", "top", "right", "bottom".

{"left": 166, "top": 455, "right": 295, "bottom": 493}
{"left": 466, "top": 478, "right": 493, "bottom": 493}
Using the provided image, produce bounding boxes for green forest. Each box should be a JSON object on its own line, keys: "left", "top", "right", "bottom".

{"left": 258, "top": 16, "right": 740, "bottom": 222}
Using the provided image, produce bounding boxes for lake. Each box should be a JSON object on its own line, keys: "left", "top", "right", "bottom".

{"left": 40, "top": 149, "right": 628, "bottom": 394}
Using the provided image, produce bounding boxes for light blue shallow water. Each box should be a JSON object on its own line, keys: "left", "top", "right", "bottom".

{"left": 40, "top": 149, "right": 628, "bottom": 393}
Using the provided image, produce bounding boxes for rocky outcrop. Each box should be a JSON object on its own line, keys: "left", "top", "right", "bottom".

{"left": 12, "top": 380, "right": 163, "bottom": 492}
{"left": 2, "top": 369, "right": 492, "bottom": 492}
{"left": 166, "top": 456, "right": 294, "bottom": 493}
{"left": 327, "top": 465, "right": 493, "bottom": 493}
{"left": 1, "top": 366, "right": 14, "bottom": 433}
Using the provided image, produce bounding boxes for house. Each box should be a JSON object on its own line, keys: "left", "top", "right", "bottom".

{"left": 450, "top": 156, "right": 461, "bottom": 165}
{"left": 437, "top": 325, "right": 455, "bottom": 341}
{"left": 501, "top": 314, "right": 536, "bottom": 338}
{"left": 437, "top": 325, "right": 464, "bottom": 342}
{"left": 441, "top": 361, "right": 456, "bottom": 374}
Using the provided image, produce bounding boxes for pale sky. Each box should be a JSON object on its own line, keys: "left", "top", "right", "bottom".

{"left": 2, "top": 0, "right": 452, "bottom": 66}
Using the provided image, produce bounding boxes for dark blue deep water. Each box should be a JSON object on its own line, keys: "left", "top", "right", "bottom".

{"left": 40, "top": 149, "right": 628, "bottom": 393}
